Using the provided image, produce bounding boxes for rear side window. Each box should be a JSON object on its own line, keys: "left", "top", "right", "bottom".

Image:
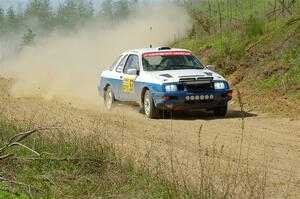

{"left": 109, "top": 55, "right": 122, "bottom": 71}
{"left": 116, "top": 55, "right": 128, "bottom": 73}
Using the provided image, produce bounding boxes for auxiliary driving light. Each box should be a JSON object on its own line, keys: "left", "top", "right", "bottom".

{"left": 210, "top": 95, "right": 214, "bottom": 99}
{"left": 190, "top": 96, "right": 195, "bottom": 100}
{"left": 205, "top": 95, "right": 209, "bottom": 100}
{"left": 195, "top": 95, "right": 200, "bottom": 100}
{"left": 200, "top": 95, "right": 205, "bottom": 100}
{"left": 185, "top": 96, "right": 190, "bottom": 101}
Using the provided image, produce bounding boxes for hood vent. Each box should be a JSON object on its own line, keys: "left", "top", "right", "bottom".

{"left": 197, "top": 77, "right": 213, "bottom": 81}
{"left": 204, "top": 72, "right": 213, "bottom": 76}
{"left": 180, "top": 77, "right": 213, "bottom": 84}
{"left": 160, "top": 74, "right": 173, "bottom": 78}
{"left": 179, "top": 77, "right": 196, "bottom": 82}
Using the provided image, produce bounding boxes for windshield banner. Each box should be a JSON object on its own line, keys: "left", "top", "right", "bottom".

{"left": 142, "top": 51, "right": 192, "bottom": 57}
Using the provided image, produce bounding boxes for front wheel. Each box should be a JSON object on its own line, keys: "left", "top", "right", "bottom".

{"left": 144, "top": 90, "right": 160, "bottom": 119}
{"left": 213, "top": 103, "right": 228, "bottom": 116}
{"left": 104, "top": 86, "right": 114, "bottom": 110}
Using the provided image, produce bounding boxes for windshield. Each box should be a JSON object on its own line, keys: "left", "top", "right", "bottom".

{"left": 142, "top": 52, "right": 205, "bottom": 71}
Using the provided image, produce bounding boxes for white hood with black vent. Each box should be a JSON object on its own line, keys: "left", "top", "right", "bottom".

{"left": 143, "top": 69, "right": 225, "bottom": 84}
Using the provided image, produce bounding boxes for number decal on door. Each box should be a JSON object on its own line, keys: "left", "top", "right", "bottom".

{"left": 122, "top": 77, "right": 134, "bottom": 93}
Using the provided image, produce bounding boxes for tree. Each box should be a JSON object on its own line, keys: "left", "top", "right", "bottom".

{"left": 22, "top": 28, "right": 36, "bottom": 46}
{"left": 56, "top": 0, "right": 79, "bottom": 29}
{"left": 114, "top": 0, "right": 130, "bottom": 20}
{"left": 100, "top": 0, "right": 113, "bottom": 19}
{"left": 77, "top": 0, "right": 94, "bottom": 20}
{"left": 6, "top": 6, "right": 18, "bottom": 32}
{"left": 129, "top": 0, "right": 139, "bottom": 10}
{"left": 24, "top": 0, "right": 52, "bottom": 30}
{"left": 0, "top": 8, "right": 4, "bottom": 31}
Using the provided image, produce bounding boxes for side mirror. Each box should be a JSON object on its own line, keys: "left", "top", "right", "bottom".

{"left": 127, "top": 68, "right": 138, "bottom": 75}
{"left": 206, "top": 65, "right": 215, "bottom": 72}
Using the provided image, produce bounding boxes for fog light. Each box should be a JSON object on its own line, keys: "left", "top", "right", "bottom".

{"left": 210, "top": 95, "right": 214, "bottom": 99}
{"left": 205, "top": 95, "right": 209, "bottom": 100}
{"left": 190, "top": 96, "right": 195, "bottom": 100}
{"left": 163, "top": 96, "right": 170, "bottom": 100}
{"left": 195, "top": 95, "right": 200, "bottom": 100}
{"left": 200, "top": 95, "right": 205, "bottom": 100}
{"left": 185, "top": 96, "right": 190, "bottom": 101}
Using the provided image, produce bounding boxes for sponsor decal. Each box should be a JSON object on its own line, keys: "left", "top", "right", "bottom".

{"left": 122, "top": 77, "right": 134, "bottom": 93}
{"left": 142, "top": 51, "right": 192, "bottom": 57}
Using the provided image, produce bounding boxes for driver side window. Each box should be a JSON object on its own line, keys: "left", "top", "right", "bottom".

{"left": 123, "top": 54, "right": 139, "bottom": 74}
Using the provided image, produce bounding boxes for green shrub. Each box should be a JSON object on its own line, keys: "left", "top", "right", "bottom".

{"left": 294, "top": 92, "right": 300, "bottom": 100}
{"left": 232, "top": 36, "right": 246, "bottom": 60}
{"left": 259, "top": 76, "right": 281, "bottom": 90}
{"left": 246, "top": 15, "right": 264, "bottom": 39}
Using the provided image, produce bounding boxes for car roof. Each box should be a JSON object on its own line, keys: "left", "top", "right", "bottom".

{"left": 123, "top": 47, "right": 191, "bottom": 55}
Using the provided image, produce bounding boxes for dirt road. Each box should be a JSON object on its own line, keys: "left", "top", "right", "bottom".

{"left": 0, "top": 78, "right": 299, "bottom": 198}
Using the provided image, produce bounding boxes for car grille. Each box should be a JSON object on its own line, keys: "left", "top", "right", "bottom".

{"left": 185, "top": 83, "right": 214, "bottom": 93}
{"left": 178, "top": 76, "right": 214, "bottom": 93}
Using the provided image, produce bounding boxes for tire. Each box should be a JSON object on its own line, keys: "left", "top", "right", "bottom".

{"left": 213, "top": 103, "right": 228, "bottom": 116}
{"left": 104, "top": 86, "right": 115, "bottom": 110}
{"left": 143, "top": 90, "right": 160, "bottom": 119}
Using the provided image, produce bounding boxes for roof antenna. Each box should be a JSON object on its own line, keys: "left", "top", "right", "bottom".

{"left": 149, "top": 26, "right": 152, "bottom": 48}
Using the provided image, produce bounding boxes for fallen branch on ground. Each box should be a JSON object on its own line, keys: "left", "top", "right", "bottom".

{"left": 0, "top": 126, "right": 61, "bottom": 161}
{"left": 11, "top": 157, "right": 107, "bottom": 163}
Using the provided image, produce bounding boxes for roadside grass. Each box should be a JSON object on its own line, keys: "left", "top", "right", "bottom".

{"left": 0, "top": 118, "right": 192, "bottom": 199}
{"left": 0, "top": 102, "right": 272, "bottom": 199}
{"left": 258, "top": 45, "right": 300, "bottom": 93}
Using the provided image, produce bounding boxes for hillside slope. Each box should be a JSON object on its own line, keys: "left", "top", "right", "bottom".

{"left": 175, "top": 0, "right": 300, "bottom": 117}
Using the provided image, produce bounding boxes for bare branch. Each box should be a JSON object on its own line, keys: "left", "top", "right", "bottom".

{"left": 0, "top": 176, "right": 28, "bottom": 187}
{"left": 277, "top": 0, "right": 292, "bottom": 15}
{"left": 0, "top": 153, "right": 14, "bottom": 160}
{"left": 12, "top": 157, "right": 107, "bottom": 163}
{"left": 9, "top": 126, "right": 61, "bottom": 144}
{"left": 0, "top": 126, "right": 61, "bottom": 161}
{"left": 0, "top": 176, "right": 35, "bottom": 198}
{"left": 10, "top": 142, "right": 40, "bottom": 157}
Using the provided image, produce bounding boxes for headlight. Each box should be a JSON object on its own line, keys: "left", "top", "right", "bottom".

{"left": 165, "top": 85, "right": 177, "bottom": 92}
{"left": 214, "top": 82, "right": 225, "bottom": 90}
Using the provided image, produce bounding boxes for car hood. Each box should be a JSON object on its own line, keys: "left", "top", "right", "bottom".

{"left": 144, "top": 69, "right": 225, "bottom": 83}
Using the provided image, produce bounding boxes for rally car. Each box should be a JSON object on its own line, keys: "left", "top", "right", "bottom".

{"left": 98, "top": 47, "right": 232, "bottom": 118}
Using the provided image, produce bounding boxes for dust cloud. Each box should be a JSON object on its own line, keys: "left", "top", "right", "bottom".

{"left": 0, "top": 4, "right": 192, "bottom": 109}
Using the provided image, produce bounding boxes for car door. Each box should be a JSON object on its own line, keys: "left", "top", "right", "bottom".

{"left": 121, "top": 54, "right": 140, "bottom": 101}
{"left": 113, "top": 54, "right": 129, "bottom": 100}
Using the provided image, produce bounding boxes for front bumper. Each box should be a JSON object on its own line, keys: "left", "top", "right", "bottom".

{"left": 152, "top": 90, "right": 232, "bottom": 111}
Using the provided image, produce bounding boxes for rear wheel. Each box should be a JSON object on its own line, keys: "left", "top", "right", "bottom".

{"left": 213, "top": 103, "right": 227, "bottom": 116}
{"left": 144, "top": 90, "right": 160, "bottom": 119}
{"left": 104, "top": 86, "right": 114, "bottom": 110}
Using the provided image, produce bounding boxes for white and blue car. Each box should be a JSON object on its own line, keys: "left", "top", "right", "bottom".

{"left": 98, "top": 47, "right": 232, "bottom": 118}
